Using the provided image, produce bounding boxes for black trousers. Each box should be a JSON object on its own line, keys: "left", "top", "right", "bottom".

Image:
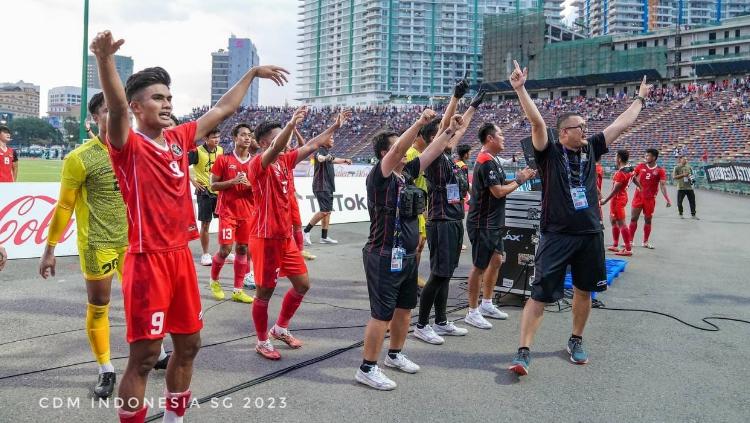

{"left": 677, "top": 189, "right": 696, "bottom": 216}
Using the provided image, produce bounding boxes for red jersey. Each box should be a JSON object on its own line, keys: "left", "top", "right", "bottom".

{"left": 634, "top": 163, "right": 666, "bottom": 198}
{"left": 595, "top": 162, "right": 604, "bottom": 192}
{"left": 108, "top": 122, "right": 199, "bottom": 253}
{"left": 212, "top": 152, "right": 255, "bottom": 219}
{"left": 248, "top": 149, "right": 298, "bottom": 239}
{"left": 0, "top": 145, "right": 17, "bottom": 182}
{"left": 612, "top": 168, "right": 633, "bottom": 205}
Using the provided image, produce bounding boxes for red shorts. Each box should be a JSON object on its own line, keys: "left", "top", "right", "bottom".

{"left": 290, "top": 195, "right": 302, "bottom": 226}
{"left": 609, "top": 201, "right": 627, "bottom": 221}
{"left": 122, "top": 247, "right": 203, "bottom": 343}
{"left": 218, "top": 217, "right": 251, "bottom": 245}
{"left": 631, "top": 193, "right": 656, "bottom": 217}
{"left": 249, "top": 236, "right": 307, "bottom": 289}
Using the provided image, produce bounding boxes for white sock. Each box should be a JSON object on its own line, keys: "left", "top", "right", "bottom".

{"left": 99, "top": 362, "right": 115, "bottom": 374}
{"left": 158, "top": 344, "right": 168, "bottom": 361}
{"left": 233, "top": 288, "right": 242, "bottom": 294}
{"left": 272, "top": 324, "right": 287, "bottom": 335}
{"left": 468, "top": 307, "right": 478, "bottom": 314}
{"left": 163, "top": 410, "right": 183, "bottom": 423}
{"left": 482, "top": 299, "right": 493, "bottom": 306}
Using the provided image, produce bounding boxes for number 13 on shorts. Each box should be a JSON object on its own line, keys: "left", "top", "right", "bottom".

{"left": 222, "top": 228, "right": 232, "bottom": 241}
{"left": 150, "top": 311, "right": 165, "bottom": 335}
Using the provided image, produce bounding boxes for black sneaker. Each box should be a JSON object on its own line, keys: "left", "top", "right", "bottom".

{"left": 93, "top": 372, "right": 116, "bottom": 398}
{"left": 153, "top": 354, "right": 170, "bottom": 370}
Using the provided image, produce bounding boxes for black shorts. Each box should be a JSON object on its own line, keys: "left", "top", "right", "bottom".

{"left": 467, "top": 226, "right": 504, "bottom": 270}
{"left": 426, "top": 220, "right": 463, "bottom": 278}
{"left": 362, "top": 249, "right": 418, "bottom": 321}
{"left": 197, "top": 193, "right": 218, "bottom": 222}
{"left": 531, "top": 231, "right": 607, "bottom": 303}
{"left": 314, "top": 191, "right": 333, "bottom": 213}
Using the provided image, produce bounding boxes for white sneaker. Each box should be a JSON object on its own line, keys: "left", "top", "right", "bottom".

{"left": 303, "top": 232, "right": 312, "bottom": 246}
{"left": 413, "top": 325, "right": 445, "bottom": 345}
{"left": 243, "top": 272, "right": 256, "bottom": 289}
{"left": 464, "top": 310, "right": 493, "bottom": 329}
{"left": 434, "top": 321, "right": 468, "bottom": 336}
{"left": 320, "top": 237, "right": 338, "bottom": 244}
{"left": 226, "top": 253, "right": 235, "bottom": 263}
{"left": 383, "top": 352, "right": 420, "bottom": 373}
{"left": 200, "top": 253, "right": 212, "bottom": 266}
{"left": 355, "top": 365, "right": 396, "bottom": 390}
{"left": 479, "top": 303, "right": 509, "bottom": 320}
{"left": 642, "top": 242, "right": 655, "bottom": 249}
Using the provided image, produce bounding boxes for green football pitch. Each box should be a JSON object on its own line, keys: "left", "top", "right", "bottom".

{"left": 16, "top": 159, "right": 63, "bottom": 182}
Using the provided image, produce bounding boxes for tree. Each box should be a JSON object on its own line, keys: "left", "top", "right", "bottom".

{"left": 9, "top": 117, "right": 62, "bottom": 146}
{"left": 63, "top": 117, "right": 80, "bottom": 148}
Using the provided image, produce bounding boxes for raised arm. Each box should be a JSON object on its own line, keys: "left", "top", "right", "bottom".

{"left": 510, "top": 60, "right": 547, "bottom": 151}
{"left": 261, "top": 106, "right": 307, "bottom": 169}
{"left": 446, "top": 90, "right": 485, "bottom": 151}
{"left": 381, "top": 109, "right": 436, "bottom": 177}
{"left": 197, "top": 65, "right": 289, "bottom": 140}
{"left": 293, "top": 127, "right": 306, "bottom": 148}
{"left": 602, "top": 76, "right": 652, "bottom": 146}
{"left": 438, "top": 75, "right": 469, "bottom": 135}
{"left": 420, "top": 115, "right": 464, "bottom": 172}
{"left": 296, "top": 110, "right": 352, "bottom": 165}
{"left": 90, "top": 31, "right": 129, "bottom": 150}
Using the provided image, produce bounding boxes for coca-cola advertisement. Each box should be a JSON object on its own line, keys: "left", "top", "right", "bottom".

{"left": 0, "top": 184, "right": 78, "bottom": 259}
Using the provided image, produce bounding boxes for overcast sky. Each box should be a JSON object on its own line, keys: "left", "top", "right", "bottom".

{"left": 2, "top": 0, "right": 575, "bottom": 117}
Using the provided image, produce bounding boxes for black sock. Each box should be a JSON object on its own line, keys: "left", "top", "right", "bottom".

{"left": 322, "top": 229, "right": 328, "bottom": 239}
{"left": 416, "top": 323, "right": 425, "bottom": 329}
{"left": 570, "top": 334, "right": 582, "bottom": 341}
{"left": 387, "top": 349, "right": 401, "bottom": 359}
{"left": 435, "top": 320, "right": 447, "bottom": 326}
{"left": 360, "top": 359, "right": 377, "bottom": 372}
{"left": 519, "top": 347, "right": 530, "bottom": 353}
{"left": 304, "top": 224, "right": 313, "bottom": 233}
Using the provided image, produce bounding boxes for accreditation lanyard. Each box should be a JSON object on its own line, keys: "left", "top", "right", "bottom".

{"left": 562, "top": 146, "right": 589, "bottom": 211}
{"left": 445, "top": 154, "right": 461, "bottom": 204}
{"left": 390, "top": 175, "right": 406, "bottom": 272}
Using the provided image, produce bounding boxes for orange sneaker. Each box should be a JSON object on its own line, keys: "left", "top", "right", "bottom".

{"left": 615, "top": 249, "right": 633, "bottom": 257}
{"left": 255, "top": 340, "right": 281, "bottom": 360}
{"left": 270, "top": 327, "right": 303, "bottom": 349}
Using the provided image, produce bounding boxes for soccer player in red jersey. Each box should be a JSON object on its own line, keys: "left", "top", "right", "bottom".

{"left": 207, "top": 123, "right": 258, "bottom": 304}
{"left": 601, "top": 149, "right": 634, "bottom": 256}
{"left": 0, "top": 125, "right": 18, "bottom": 182}
{"left": 629, "top": 148, "right": 671, "bottom": 249}
{"left": 91, "top": 30, "right": 288, "bottom": 423}
{"left": 249, "top": 108, "right": 351, "bottom": 360}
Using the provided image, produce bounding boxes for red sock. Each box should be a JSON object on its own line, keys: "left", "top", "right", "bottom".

{"left": 620, "top": 225, "right": 632, "bottom": 250}
{"left": 211, "top": 254, "right": 226, "bottom": 281}
{"left": 277, "top": 289, "right": 305, "bottom": 328}
{"left": 253, "top": 298, "right": 269, "bottom": 341}
{"left": 611, "top": 226, "right": 620, "bottom": 246}
{"left": 294, "top": 229, "right": 304, "bottom": 251}
{"left": 644, "top": 224, "right": 652, "bottom": 243}
{"left": 165, "top": 389, "right": 191, "bottom": 418}
{"left": 118, "top": 406, "right": 148, "bottom": 423}
{"left": 233, "top": 254, "right": 247, "bottom": 289}
{"left": 629, "top": 221, "right": 638, "bottom": 242}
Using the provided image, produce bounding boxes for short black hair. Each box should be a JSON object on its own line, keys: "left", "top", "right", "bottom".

{"left": 457, "top": 144, "right": 471, "bottom": 159}
{"left": 371, "top": 130, "right": 399, "bottom": 160}
{"left": 418, "top": 118, "right": 440, "bottom": 144}
{"left": 556, "top": 111, "right": 583, "bottom": 131}
{"left": 0, "top": 125, "right": 10, "bottom": 135}
{"left": 254, "top": 121, "right": 282, "bottom": 142}
{"left": 478, "top": 122, "right": 497, "bottom": 144}
{"left": 88, "top": 92, "right": 105, "bottom": 115}
{"left": 616, "top": 149, "right": 629, "bottom": 163}
{"left": 169, "top": 114, "right": 180, "bottom": 126}
{"left": 125, "top": 67, "right": 171, "bottom": 103}
{"left": 646, "top": 148, "right": 659, "bottom": 159}
{"left": 231, "top": 123, "right": 252, "bottom": 138}
{"left": 205, "top": 127, "right": 221, "bottom": 137}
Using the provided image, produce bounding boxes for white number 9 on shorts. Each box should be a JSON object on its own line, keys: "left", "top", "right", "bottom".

{"left": 150, "top": 311, "right": 165, "bottom": 335}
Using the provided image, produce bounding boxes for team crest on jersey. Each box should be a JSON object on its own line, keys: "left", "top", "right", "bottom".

{"left": 171, "top": 143, "right": 183, "bottom": 156}
{"left": 229, "top": 164, "right": 237, "bottom": 170}
{"left": 489, "top": 170, "right": 497, "bottom": 180}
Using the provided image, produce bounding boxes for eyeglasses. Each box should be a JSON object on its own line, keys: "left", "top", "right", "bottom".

{"left": 563, "top": 124, "right": 587, "bottom": 133}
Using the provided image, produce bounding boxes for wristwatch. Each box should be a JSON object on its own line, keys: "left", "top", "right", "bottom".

{"left": 634, "top": 95, "right": 646, "bottom": 107}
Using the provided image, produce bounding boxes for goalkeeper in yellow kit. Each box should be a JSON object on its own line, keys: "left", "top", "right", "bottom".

{"left": 38, "top": 93, "right": 169, "bottom": 399}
